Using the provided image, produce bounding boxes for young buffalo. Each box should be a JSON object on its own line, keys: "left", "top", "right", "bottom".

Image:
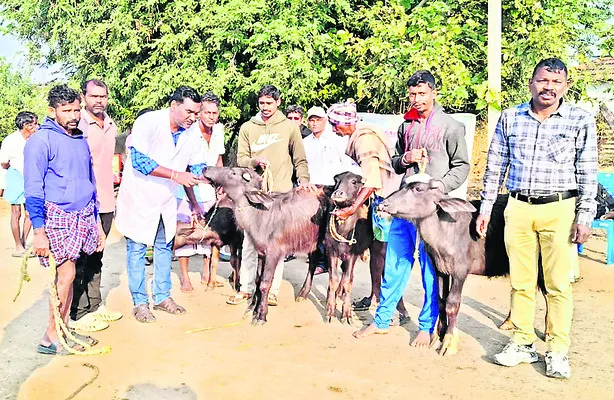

{"left": 203, "top": 167, "right": 328, "bottom": 324}
{"left": 296, "top": 172, "right": 374, "bottom": 323}
{"left": 379, "top": 177, "right": 512, "bottom": 355}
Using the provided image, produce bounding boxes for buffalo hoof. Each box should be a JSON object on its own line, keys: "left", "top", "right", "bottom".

{"left": 325, "top": 315, "right": 334, "bottom": 323}
{"left": 295, "top": 296, "right": 307, "bottom": 303}
{"left": 252, "top": 319, "right": 266, "bottom": 326}
{"left": 344, "top": 317, "right": 353, "bottom": 325}
{"left": 438, "top": 333, "right": 459, "bottom": 356}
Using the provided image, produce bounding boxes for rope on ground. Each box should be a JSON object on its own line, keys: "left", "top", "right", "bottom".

{"left": 13, "top": 250, "right": 32, "bottom": 302}
{"left": 64, "top": 363, "right": 100, "bottom": 400}
{"left": 186, "top": 320, "right": 244, "bottom": 334}
{"left": 47, "top": 252, "right": 111, "bottom": 355}
{"left": 15, "top": 248, "right": 111, "bottom": 355}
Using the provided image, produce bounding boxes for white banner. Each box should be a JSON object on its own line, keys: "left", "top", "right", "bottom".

{"left": 357, "top": 112, "right": 477, "bottom": 199}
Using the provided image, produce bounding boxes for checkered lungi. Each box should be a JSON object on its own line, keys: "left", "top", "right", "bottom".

{"left": 38, "top": 201, "right": 99, "bottom": 268}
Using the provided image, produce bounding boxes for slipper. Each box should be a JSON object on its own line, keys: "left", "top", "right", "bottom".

{"left": 227, "top": 292, "right": 251, "bottom": 305}
{"left": 37, "top": 342, "right": 70, "bottom": 355}
{"left": 69, "top": 313, "right": 109, "bottom": 332}
{"left": 67, "top": 330, "right": 98, "bottom": 346}
{"left": 37, "top": 342, "right": 83, "bottom": 355}
{"left": 133, "top": 304, "right": 156, "bottom": 323}
{"left": 267, "top": 293, "right": 278, "bottom": 306}
{"left": 352, "top": 297, "right": 374, "bottom": 311}
{"left": 91, "top": 305, "right": 123, "bottom": 322}
{"left": 153, "top": 297, "right": 186, "bottom": 315}
{"left": 11, "top": 249, "right": 26, "bottom": 258}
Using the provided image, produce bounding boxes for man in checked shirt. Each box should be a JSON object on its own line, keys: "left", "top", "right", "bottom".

{"left": 476, "top": 58, "right": 598, "bottom": 379}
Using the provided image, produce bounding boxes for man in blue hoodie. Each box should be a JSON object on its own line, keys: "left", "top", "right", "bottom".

{"left": 24, "top": 84, "right": 106, "bottom": 355}
{"left": 353, "top": 71, "right": 469, "bottom": 348}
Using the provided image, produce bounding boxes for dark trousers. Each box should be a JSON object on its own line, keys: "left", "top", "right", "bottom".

{"left": 70, "top": 212, "right": 114, "bottom": 320}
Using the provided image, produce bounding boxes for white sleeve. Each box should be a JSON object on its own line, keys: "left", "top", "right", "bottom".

{"left": 213, "top": 124, "right": 226, "bottom": 155}
{"left": 0, "top": 135, "right": 12, "bottom": 163}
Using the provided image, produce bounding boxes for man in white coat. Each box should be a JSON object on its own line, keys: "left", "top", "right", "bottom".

{"left": 115, "top": 86, "right": 206, "bottom": 323}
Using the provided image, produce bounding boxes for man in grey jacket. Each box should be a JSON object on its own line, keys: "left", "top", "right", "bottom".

{"left": 353, "top": 70, "right": 469, "bottom": 348}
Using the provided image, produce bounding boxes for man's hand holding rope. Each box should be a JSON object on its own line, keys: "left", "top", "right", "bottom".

{"left": 333, "top": 186, "right": 376, "bottom": 220}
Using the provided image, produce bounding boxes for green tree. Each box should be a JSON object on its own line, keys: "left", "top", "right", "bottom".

{"left": 501, "top": 0, "right": 614, "bottom": 108}
{"left": 0, "top": 0, "right": 612, "bottom": 136}
{"left": 0, "top": 57, "right": 47, "bottom": 141}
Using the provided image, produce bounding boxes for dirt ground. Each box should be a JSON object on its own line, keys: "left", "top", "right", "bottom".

{"left": 1, "top": 194, "right": 614, "bottom": 400}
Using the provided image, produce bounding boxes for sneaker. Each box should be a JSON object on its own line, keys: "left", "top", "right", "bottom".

{"left": 91, "top": 305, "right": 123, "bottom": 322}
{"left": 545, "top": 351, "right": 571, "bottom": 379}
{"left": 493, "top": 342, "right": 539, "bottom": 367}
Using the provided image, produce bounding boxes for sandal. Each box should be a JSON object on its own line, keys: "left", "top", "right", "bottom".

{"left": 68, "top": 330, "right": 98, "bottom": 346}
{"left": 37, "top": 341, "right": 83, "bottom": 355}
{"left": 153, "top": 297, "right": 186, "bottom": 315}
{"left": 267, "top": 293, "right": 278, "bottom": 306}
{"left": 226, "top": 292, "right": 251, "bottom": 305}
{"left": 132, "top": 304, "right": 156, "bottom": 323}
{"left": 352, "top": 297, "right": 374, "bottom": 311}
{"left": 69, "top": 313, "right": 109, "bottom": 332}
{"left": 91, "top": 305, "right": 123, "bottom": 322}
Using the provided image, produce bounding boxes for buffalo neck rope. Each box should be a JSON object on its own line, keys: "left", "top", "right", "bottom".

{"left": 193, "top": 198, "right": 221, "bottom": 243}
{"left": 329, "top": 211, "right": 357, "bottom": 245}
{"left": 14, "top": 249, "right": 111, "bottom": 355}
{"left": 412, "top": 160, "right": 429, "bottom": 268}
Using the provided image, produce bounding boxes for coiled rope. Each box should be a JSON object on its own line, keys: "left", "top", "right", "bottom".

{"left": 14, "top": 248, "right": 111, "bottom": 355}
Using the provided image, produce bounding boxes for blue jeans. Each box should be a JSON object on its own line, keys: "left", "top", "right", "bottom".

{"left": 373, "top": 217, "right": 439, "bottom": 332}
{"left": 126, "top": 218, "right": 173, "bottom": 306}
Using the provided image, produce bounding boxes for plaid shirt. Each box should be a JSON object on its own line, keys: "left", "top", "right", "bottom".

{"left": 481, "top": 100, "right": 598, "bottom": 226}
{"left": 130, "top": 148, "right": 206, "bottom": 177}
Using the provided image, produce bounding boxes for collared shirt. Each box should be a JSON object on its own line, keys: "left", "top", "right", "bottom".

{"left": 176, "top": 122, "right": 225, "bottom": 203}
{"left": 0, "top": 130, "right": 27, "bottom": 173}
{"left": 24, "top": 118, "right": 96, "bottom": 228}
{"left": 79, "top": 110, "right": 117, "bottom": 213}
{"left": 481, "top": 100, "right": 598, "bottom": 226}
{"left": 304, "top": 128, "right": 360, "bottom": 185}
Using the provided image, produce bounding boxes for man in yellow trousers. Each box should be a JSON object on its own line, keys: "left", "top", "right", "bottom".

{"left": 476, "top": 58, "right": 598, "bottom": 379}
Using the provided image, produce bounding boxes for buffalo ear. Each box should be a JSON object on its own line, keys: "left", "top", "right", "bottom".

{"left": 244, "top": 190, "right": 275, "bottom": 210}
{"left": 438, "top": 196, "right": 477, "bottom": 213}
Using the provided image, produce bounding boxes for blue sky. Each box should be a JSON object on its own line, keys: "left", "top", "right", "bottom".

{"left": 0, "top": 32, "right": 62, "bottom": 83}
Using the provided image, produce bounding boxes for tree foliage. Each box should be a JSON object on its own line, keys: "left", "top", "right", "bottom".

{"left": 0, "top": 57, "right": 47, "bottom": 140}
{"left": 0, "top": 0, "right": 612, "bottom": 135}
{"left": 501, "top": 0, "right": 614, "bottom": 108}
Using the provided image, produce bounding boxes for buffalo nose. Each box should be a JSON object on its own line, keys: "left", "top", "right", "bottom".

{"left": 332, "top": 190, "right": 346, "bottom": 198}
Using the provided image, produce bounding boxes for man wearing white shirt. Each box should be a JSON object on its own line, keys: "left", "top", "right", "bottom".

{"left": 0, "top": 111, "right": 38, "bottom": 257}
{"left": 175, "top": 91, "right": 226, "bottom": 292}
{"left": 303, "top": 106, "right": 361, "bottom": 274}
{"left": 303, "top": 106, "right": 361, "bottom": 186}
{"left": 115, "top": 86, "right": 206, "bottom": 323}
